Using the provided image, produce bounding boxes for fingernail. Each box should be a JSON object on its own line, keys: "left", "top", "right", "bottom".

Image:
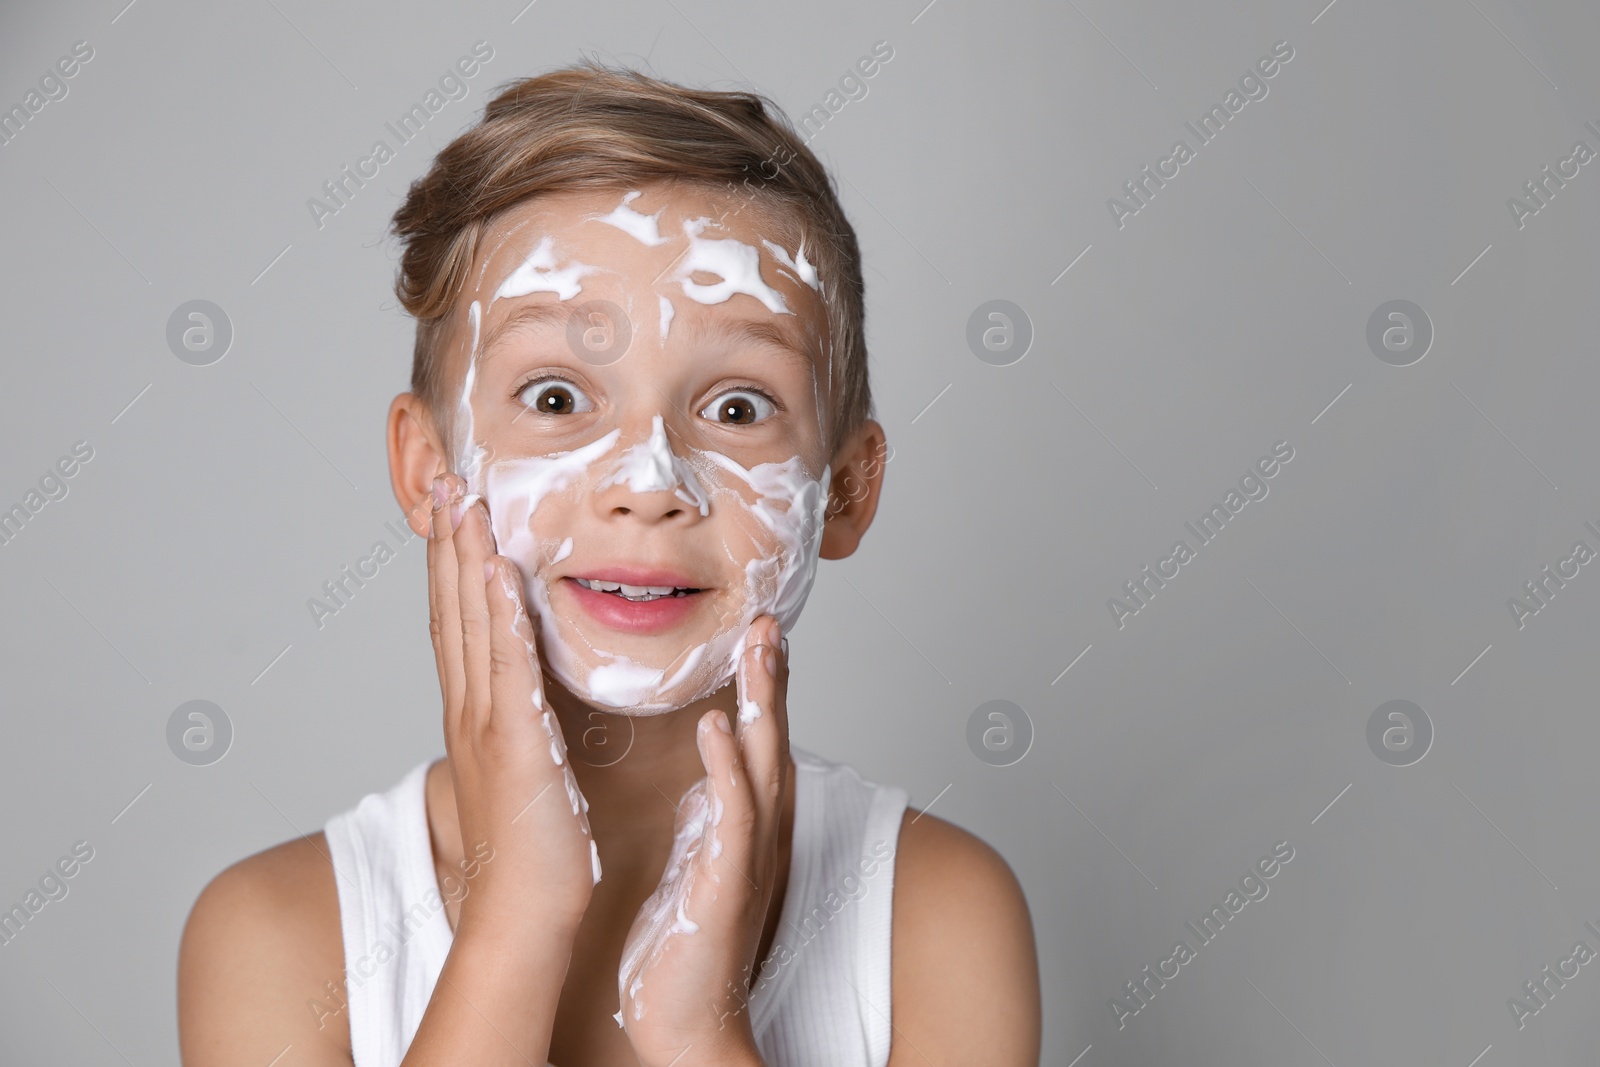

{"left": 762, "top": 647, "right": 777, "bottom": 678}
{"left": 780, "top": 636, "right": 789, "bottom": 658}
{"left": 713, "top": 711, "right": 732, "bottom": 734}
{"left": 484, "top": 559, "right": 495, "bottom": 582}
{"left": 431, "top": 477, "right": 449, "bottom": 510}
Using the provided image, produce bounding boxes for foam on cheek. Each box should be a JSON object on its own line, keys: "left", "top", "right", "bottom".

{"left": 485, "top": 431, "right": 621, "bottom": 563}
{"left": 658, "top": 295, "right": 674, "bottom": 342}
{"left": 485, "top": 431, "right": 627, "bottom": 702}
{"left": 703, "top": 451, "right": 832, "bottom": 635}
{"left": 455, "top": 301, "right": 487, "bottom": 493}
{"left": 614, "top": 776, "right": 724, "bottom": 1025}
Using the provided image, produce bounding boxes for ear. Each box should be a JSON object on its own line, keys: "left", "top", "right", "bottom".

{"left": 387, "top": 392, "right": 449, "bottom": 538}
{"left": 819, "top": 419, "right": 888, "bottom": 561}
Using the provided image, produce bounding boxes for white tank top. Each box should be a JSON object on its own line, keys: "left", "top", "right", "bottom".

{"left": 323, "top": 746, "right": 908, "bottom": 1067}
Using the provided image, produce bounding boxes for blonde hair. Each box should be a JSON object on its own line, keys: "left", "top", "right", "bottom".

{"left": 388, "top": 59, "right": 871, "bottom": 456}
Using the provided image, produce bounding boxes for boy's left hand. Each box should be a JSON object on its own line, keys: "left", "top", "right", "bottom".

{"left": 616, "top": 615, "right": 789, "bottom": 1067}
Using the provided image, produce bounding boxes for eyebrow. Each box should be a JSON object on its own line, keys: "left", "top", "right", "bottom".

{"left": 479, "top": 301, "right": 571, "bottom": 359}
{"left": 681, "top": 315, "right": 817, "bottom": 372}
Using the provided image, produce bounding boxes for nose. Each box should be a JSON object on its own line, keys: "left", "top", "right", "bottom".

{"left": 592, "top": 414, "right": 709, "bottom": 523}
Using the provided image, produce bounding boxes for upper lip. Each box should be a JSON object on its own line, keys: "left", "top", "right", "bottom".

{"left": 566, "top": 566, "right": 704, "bottom": 589}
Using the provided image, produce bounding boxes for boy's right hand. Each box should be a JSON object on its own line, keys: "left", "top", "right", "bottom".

{"left": 427, "top": 472, "right": 597, "bottom": 941}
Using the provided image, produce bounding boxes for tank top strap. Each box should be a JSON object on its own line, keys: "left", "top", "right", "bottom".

{"left": 748, "top": 746, "right": 909, "bottom": 1067}
{"left": 324, "top": 758, "right": 453, "bottom": 1067}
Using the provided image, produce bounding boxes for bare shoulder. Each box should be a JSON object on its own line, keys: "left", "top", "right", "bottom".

{"left": 178, "top": 833, "right": 353, "bottom": 1066}
{"left": 888, "top": 809, "right": 1041, "bottom": 1067}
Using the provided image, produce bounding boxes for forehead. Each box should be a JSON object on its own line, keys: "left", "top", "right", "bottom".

{"left": 471, "top": 185, "right": 816, "bottom": 303}
{"left": 457, "top": 184, "right": 829, "bottom": 362}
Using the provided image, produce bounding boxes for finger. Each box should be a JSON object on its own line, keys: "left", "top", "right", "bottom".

{"left": 453, "top": 496, "right": 495, "bottom": 729}
{"left": 483, "top": 554, "right": 547, "bottom": 724}
{"left": 427, "top": 474, "right": 467, "bottom": 731}
{"left": 695, "top": 708, "right": 759, "bottom": 881}
{"left": 733, "top": 616, "right": 784, "bottom": 830}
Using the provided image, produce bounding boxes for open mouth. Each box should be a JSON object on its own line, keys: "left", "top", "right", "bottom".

{"left": 561, "top": 571, "right": 711, "bottom": 636}
{"left": 572, "top": 577, "right": 702, "bottom": 602}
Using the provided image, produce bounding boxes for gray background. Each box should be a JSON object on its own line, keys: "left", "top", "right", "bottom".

{"left": 2, "top": 0, "right": 1598, "bottom": 1063}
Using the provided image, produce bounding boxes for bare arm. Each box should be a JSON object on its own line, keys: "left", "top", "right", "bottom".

{"left": 177, "top": 837, "right": 354, "bottom": 1067}
{"left": 887, "top": 811, "right": 1042, "bottom": 1067}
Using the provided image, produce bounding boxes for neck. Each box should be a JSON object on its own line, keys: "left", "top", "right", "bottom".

{"left": 542, "top": 672, "right": 737, "bottom": 852}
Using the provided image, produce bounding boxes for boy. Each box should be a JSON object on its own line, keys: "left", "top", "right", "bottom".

{"left": 178, "top": 62, "right": 1039, "bottom": 1067}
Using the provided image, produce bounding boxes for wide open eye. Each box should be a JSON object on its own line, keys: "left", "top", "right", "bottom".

{"left": 518, "top": 377, "right": 595, "bottom": 415}
{"left": 699, "top": 389, "right": 775, "bottom": 426}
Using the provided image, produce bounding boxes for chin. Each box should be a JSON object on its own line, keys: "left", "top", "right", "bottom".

{"left": 542, "top": 638, "right": 742, "bottom": 716}
{"left": 534, "top": 591, "right": 752, "bottom": 716}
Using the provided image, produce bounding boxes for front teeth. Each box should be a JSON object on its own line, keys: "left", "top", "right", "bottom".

{"left": 575, "top": 578, "right": 694, "bottom": 601}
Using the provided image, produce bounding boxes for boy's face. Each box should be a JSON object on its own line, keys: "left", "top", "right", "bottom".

{"left": 446, "top": 184, "right": 834, "bottom": 714}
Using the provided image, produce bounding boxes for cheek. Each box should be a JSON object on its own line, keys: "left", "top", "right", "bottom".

{"left": 486, "top": 485, "right": 574, "bottom": 577}
{"left": 698, "top": 464, "right": 830, "bottom": 629}
{"left": 480, "top": 430, "right": 621, "bottom": 568}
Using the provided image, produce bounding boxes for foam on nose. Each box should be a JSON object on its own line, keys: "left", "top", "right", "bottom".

{"left": 600, "top": 414, "right": 709, "bottom": 516}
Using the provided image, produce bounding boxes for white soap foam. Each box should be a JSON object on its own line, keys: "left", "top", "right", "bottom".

{"left": 615, "top": 776, "right": 724, "bottom": 1023}
{"left": 589, "top": 190, "right": 668, "bottom": 246}
{"left": 662, "top": 643, "right": 706, "bottom": 691}
{"left": 597, "top": 414, "right": 710, "bottom": 516}
{"left": 760, "top": 237, "right": 821, "bottom": 292}
{"left": 657, "top": 294, "right": 674, "bottom": 342}
{"left": 701, "top": 451, "right": 831, "bottom": 635}
{"left": 454, "top": 301, "right": 487, "bottom": 490}
{"left": 495, "top": 234, "right": 597, "bottom": 303}
{"left": 674, "top": 216, "right": 790, "bottom": 315}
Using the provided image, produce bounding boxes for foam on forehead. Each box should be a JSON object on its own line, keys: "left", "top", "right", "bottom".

{"left": 760, "top": 237, "right": 822, "bottom": 295}
{"left": 495, "top": 233, "right": 597, "bottom": 303}
{"left": 588, "top": 190, "right": 668, "bottom": 246}
{"left": 673, "top": 215, "right": 791, "bottom": 315}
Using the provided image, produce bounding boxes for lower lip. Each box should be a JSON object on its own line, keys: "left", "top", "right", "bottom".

{"left": 562, "top": 578, "right": 706, "bottom": 635}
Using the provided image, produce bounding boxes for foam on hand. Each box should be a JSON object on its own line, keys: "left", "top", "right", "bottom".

{"left": 614, "top": 775, "right": 725, "bottom": 1024}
